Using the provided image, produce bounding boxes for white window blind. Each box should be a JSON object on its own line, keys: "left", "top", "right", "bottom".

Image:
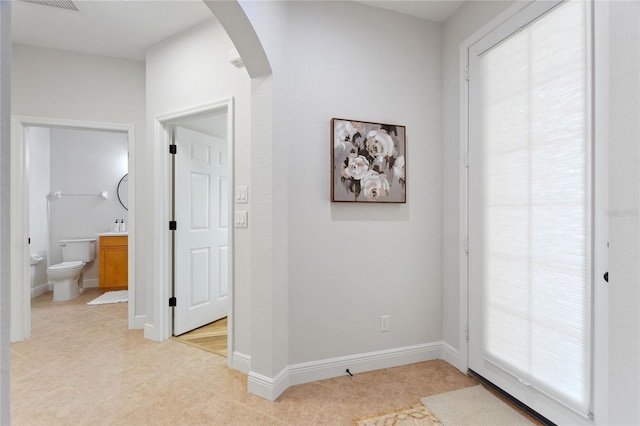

{"left": 477, "top": 0, "right": 591, "bottom": 414}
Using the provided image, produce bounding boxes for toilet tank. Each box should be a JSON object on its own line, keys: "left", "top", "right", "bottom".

{"left": 59, "top": 238, "right": 96, "bottom": 262}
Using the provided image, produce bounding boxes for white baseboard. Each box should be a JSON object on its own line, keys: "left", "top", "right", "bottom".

{"left": 441, "top": 341, "right": 464, "bottom": 372}
{"left": 30, "top": 282, "right": 51, "bottom": 298}
{"left": 248, "top": 367, "right": 289, "bottom": 402}
{"left": 247, "top": 341, "right": 444, "bottom": 401}
{"left": 232, "top": 351, "right": 251, "bottom": 374}
{"left": 133, "top": 315, "right": 146, "bottom": 329}
{"left": 288, "top": 342, "right": 442, "bottom": 386}
{"left": 144, "top": 323, "right": 158, "bottom": 341}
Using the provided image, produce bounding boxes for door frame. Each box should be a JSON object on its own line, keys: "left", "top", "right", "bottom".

{"left": 10, "top": 116, "right": 136, "bottom": 342}
{"left": 458, "top": 0, "right": 610, "bottom": 423}
{"left": 153, "top": 98, "right": 235, "bottom": 368}
{"left": 456, "top": 0, "right": 534, "bottom": 375}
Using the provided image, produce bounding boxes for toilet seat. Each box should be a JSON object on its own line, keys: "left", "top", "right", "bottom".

{"left": 47, "top": 261, "right": 84, "bottom": 271}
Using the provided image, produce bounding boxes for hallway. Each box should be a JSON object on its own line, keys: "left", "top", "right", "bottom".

{"left": 11, "top": 289, "right": 477, "bottom": 425}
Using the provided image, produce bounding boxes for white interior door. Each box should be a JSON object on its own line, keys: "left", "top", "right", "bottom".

{"left": 173, "top": 126, "right": 229, "bottom": 336}
{"left": 468, "top": 1, "right": 599, "bottom": 424}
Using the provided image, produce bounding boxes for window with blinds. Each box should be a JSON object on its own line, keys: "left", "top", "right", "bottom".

{"left": 472, "top": 0, "right": 592, "bottom": 415}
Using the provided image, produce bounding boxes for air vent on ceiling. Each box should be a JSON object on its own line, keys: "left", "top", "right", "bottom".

{"left": 20, "top": 0, "right": 79, "bottom": 12}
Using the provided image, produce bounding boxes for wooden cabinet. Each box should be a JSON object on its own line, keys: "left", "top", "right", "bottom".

{"left": 99, "top": 235, "right": 128, "bottom": 292}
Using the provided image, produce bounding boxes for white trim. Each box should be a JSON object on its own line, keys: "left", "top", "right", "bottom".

{"left": 289, "top": 342, "right": 442, "bottom": 386}
{"left": 248, "top": 368, "right": 290, "bottom": 402}
{"left": 226, "top": 99, "right": 235, "bottom": 369}
{"left": 247, "top": 342, "right": 445, "bottom": 401}
{"left": 441, "top": 342, "right": 463, "bottom": 372}
{"left": 10, "top": 116, "right": 136, "bottom": 342}
{"left": 592, "top": 0, "right": 609, "bottom": 422}
{"left": 146, "top": 118, "right": 172, "bottom": 342}
{"left": 133, "top": 314, "right": 146, "bottom": 330}
{"left": 143, "top": 322, "right": 155, "bottom": 340}
{"left": 1, "top": 5, "right": 12, "bottom": 422}
{"left": 151, "top": 98, "right": 236, "bottom": 364}
{"left": 126, "top": 122, "right": 137, "bottom": 330}
{"left": 472, "top": 1, "right": 564, "bottom": 58}
{"left": 232, "top": 351, "right": 251, "bottom": 374}
{"left": 10, "top": 118, "right": 30, "bottom": 342}
{"left": 457, "top": 41, "right": 469, "bottom": 375}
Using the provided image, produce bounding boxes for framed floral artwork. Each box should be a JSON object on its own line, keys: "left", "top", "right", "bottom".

{"left": 331, "top": 118, "right": 406, "bottom": 203}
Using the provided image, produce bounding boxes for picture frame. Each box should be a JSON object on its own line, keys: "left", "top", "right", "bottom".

{"left": 331, "top": 118, "right": 406, "bottom": 203}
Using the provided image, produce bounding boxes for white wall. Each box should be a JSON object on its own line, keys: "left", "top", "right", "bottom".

{"left": 441, "top": 0, "right": 513, "bottom": 357}
{"left": 48, "top": 127, "right": 128, "bottom": 285}
{"left": 236, "top": 0, "right": 290, "bottom": 382}
{"left": 144, "top": 19, "right": 252, "bottom": 353}
{"left": 237, "top": 1, "right": 444, "bottom": 389}
{"left": 608, "top": 2, "right": 640, "bottom": 423}
{"left": 283, "top": 1, "right": 443, "bottom": 363}
{"left": 0, "top": 1, "right": 11, "bottom": 422}
{"left": 26, "top": 126, "right": 50, "bottom": 293}
{"left": 12, "top": 45, "right": 145, "bottom": 126}
{"left": 11, "top": 44, "right": 145, "bottom": 316}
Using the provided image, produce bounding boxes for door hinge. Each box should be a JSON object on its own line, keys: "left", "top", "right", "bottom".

{"left": 169, "top": 144, "right": 177, "bottom": 154}
{"left": 169, "top": 220, "right": 177, "bottom": 231}
{"left": 464, "top": 152, "right": 469, "bottom": 168}
{"left": 28, "top": 237, "right": 31, "bottom": 245}
{"left": 464, "top": 238, "right": 469, "bottom": 254}
{"left": 465, "top": 67, "right": 469, "bottom": 82}
{"left": 169, "top": 297, "right": 176, "bottom": 307}
{"left": 464, "top": 323, "right": 469, "bottom": 341}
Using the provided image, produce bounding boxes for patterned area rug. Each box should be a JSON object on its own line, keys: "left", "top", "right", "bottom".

{"left": 353, "top": 404, "right": 442, "bottom": 426}
{"left": 87, "top": 290, "right": 128, "bottom": 305}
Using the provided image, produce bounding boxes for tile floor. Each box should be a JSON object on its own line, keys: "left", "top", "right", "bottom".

{"left": 11, "top": 288, "right": 477, "bottom": 425}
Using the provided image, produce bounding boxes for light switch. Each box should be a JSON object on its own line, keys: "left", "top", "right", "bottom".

{"left": 235, "top": 211, "right": 248, "bottom": 228}
{"left": 236, "top": 186, "right": 248, "bottom": 203}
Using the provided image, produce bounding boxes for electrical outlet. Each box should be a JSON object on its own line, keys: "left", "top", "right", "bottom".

{"left": 380, "top": 315, "right": 390, "bottom": 332}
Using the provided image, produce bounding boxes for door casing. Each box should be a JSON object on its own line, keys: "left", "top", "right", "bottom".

{"left": 151, "top": 98, "right": 235, "bottom": 369}
{"left": 10, "top": 116, "right": 137, "bottom": 342}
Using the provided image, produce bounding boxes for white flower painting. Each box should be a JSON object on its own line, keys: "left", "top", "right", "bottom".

{"left": 332, "top": 118, "right": 406, "bottom": 203}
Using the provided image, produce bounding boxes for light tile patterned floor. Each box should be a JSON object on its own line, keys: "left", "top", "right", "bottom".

{"left": 11, "top": 288, "right": 477, "bottom": 425}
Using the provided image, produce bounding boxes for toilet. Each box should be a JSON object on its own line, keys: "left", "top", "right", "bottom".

{"left": 47, "top": 238, "right": 96, "bottom": 302}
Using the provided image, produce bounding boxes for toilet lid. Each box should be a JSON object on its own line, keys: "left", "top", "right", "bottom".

{"left": 48, "top": 261, "right": 84, "bottom": 271}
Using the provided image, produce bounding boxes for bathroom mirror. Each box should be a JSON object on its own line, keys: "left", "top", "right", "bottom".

{"left": 117, "top": 173, "right": 128, "bottom": 210}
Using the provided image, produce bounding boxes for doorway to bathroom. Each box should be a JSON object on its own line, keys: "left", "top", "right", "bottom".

{"left": 157, "top": 100, "right": 234, "bottom": 358}
{"left": 10, "top": 117, "right": 136, "bottom": 342}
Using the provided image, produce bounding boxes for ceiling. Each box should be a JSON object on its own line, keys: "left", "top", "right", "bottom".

{"left": 11, "top": 0, "right": 216, "bottom": 61}
{"left": 353, "top": 1, "right": 464, "bottom": 22}
{"left": 12, "top": 0, "right": 465, "bottom": 61}
{"left": 12, "top": 0, "right": 464, "bottom": 136}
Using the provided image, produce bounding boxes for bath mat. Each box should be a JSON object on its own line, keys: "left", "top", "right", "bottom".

{"left": 353, "top": 404, "right": 442, "bottom": 426}
{"left": 87, "top": 290, "right": 128, "bottom": 305}
{"left": 420, "top": 385, "right": 534, "bottom": 425}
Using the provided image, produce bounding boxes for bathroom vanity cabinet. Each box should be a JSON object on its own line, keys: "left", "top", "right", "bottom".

{"left": 99, "top": 235, "right": 128, "bottom": 292}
